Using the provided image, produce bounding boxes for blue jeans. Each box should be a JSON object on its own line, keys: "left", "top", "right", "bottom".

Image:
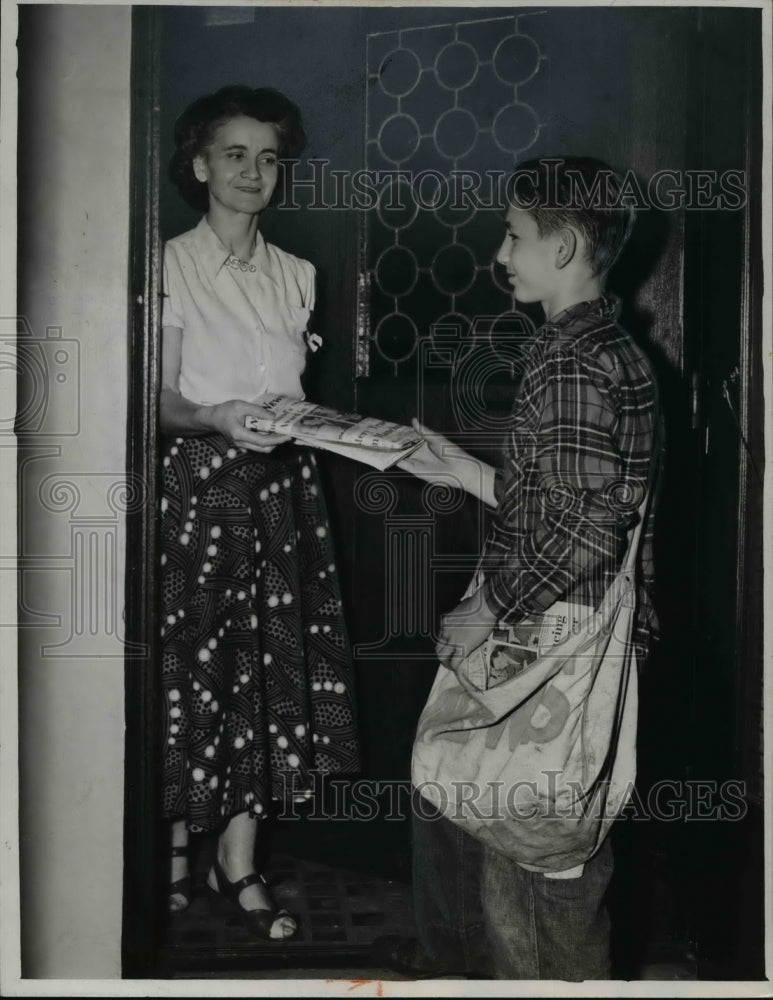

{"left": 412, "top": 791, "right": 613, "bottom": 980}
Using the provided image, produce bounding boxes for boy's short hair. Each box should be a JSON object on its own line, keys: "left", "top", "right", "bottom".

{"left": 506, "top": 157, "right": 635, "bottom": 275}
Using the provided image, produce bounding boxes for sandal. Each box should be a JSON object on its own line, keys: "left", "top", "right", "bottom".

{"left": 207, "top": 857, "right": 298, "bottom": 941}
{"left": 168, "top": 844, "right": 192, "bottom": 914}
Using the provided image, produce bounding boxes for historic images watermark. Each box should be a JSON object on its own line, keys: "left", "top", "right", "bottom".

{"left": 275, "top": 773, "right": 749, "bottom": 823}
{"left": 278, "top": 159, "right": 749, "bottom": 212}
{"left": 6, "top": 315, "right": 147, "bottom": 657}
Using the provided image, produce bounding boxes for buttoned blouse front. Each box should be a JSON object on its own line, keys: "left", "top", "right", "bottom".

{"left": 162, "top": 216, "right": 315, "bottom": 405}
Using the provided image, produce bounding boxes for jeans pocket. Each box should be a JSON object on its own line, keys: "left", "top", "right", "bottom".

{"left": 540, "top": 872, "right": 591, "bottom": 903}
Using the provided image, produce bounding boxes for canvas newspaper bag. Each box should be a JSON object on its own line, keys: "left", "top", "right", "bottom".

{"left": 411, "top": 497, "right": 648, "bottom": 873}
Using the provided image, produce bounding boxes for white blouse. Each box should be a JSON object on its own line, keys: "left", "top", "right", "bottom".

{"left": 162, "top": 216, "right": 315, "bottom": 405}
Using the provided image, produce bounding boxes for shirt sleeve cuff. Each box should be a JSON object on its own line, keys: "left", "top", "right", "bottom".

{"left": 481, "top": 577, "right": 511, "bottom": 624}
{"left": 482, "top": 571, "right": 557, "bottom": 627}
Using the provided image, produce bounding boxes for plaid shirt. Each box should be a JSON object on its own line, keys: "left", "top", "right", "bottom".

{"left": 481, "top": 295, "right": 660, "bottom": 659}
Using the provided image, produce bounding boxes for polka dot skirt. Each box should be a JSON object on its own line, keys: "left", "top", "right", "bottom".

{"left": 160, "top": 435, "right": 361, "bottom": 832}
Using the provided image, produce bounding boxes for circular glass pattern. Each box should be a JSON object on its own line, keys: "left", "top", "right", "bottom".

{"left": 493, "top": 34, "right": 541, "bottom": 85}
{"left": 374, "top": 313, "right": 419, "bottom": 363}
{"left": 476, "top": 310, "right": 537, "bottom": 364}
{"left": 434, "top": 196, "right": 476, "bottom": 230}
{"left": 434, "top": 41, "right": 478, "bottom": 91}
{"left": 378, "top": 113, "right": 421, "bottom": 164}
{"left": 429, "top": 311, "right": 470, "bottom": 344}
{"left": 377, "top": 179, "right": 419, "bottom": 230}
{"left": 431, "top": 244, "right": 477, "bottom": 296}
{"left": 435, "top": 107, "right": 478, "bottom": 160}
{"left": 375, "top": 245, "right": 419, "bottom": 297}
{"left": 492, "top": 102, "right": 539, "bottom": 154}
{"left": 379, "top": 48, "right": 422, "bottom": 97}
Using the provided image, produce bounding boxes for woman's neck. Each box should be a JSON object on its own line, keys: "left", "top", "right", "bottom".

{"left": 206, "top": 208, "right": 260, "bottom": 261}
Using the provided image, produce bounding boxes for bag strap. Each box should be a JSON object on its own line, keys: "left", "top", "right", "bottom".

{"left": 621, "top": 491, "right": 649, "bottom": 574}
{"left": 621, "top": 404, "right": 663, "bottom": 575}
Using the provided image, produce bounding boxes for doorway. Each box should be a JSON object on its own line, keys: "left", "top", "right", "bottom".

{"left": 124, "top": 4, "right": 765, "bottom": 979}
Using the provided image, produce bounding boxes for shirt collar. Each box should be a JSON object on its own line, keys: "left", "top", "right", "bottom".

{"left": 192, "top": 215, "right": 266, "bottom": 277}
{"left": 539, "top": 294, "right": 620, "bottom": 339}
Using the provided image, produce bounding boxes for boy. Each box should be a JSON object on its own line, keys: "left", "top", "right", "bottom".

{"left": 375, "top": 157, "right": 660, "bottom": 980}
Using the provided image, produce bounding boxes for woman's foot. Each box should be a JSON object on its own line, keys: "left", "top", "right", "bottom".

{"left": 207, "top": 856, "right": 297, "bottom": 940}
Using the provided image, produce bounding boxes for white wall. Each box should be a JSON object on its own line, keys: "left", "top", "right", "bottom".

{"left": 16, "top": 4, "right": 130, "bottom": 979}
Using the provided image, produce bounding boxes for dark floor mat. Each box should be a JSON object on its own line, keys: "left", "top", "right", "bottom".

{"left": 161, "top": 827, "right": 696, "bottom": 977}
{"left": 163, "top": 849, "right": 416, "bottom": 972}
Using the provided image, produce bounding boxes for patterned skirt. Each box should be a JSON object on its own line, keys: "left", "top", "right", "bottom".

{"left": 160, "top": 434, "right": 361, "bottom": 833}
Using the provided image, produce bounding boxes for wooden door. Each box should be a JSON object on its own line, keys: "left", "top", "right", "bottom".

{"left": 344, "top": 4, "right": 693, "bottom": 790}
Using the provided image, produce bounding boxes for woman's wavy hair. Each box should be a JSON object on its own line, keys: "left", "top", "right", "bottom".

{"left": 169, "top": 85, "right": 307, "bottom": 212}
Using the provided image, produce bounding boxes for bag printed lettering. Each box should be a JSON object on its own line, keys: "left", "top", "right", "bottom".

{"left": 411, "top": 503, "right": 646, "bottom": 874}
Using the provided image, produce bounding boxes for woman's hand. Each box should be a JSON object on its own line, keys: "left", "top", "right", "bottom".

{"left": 436, "top": 590, "right": 498, "bottom": 676}
{"left": 207, "top": 399, "right": 291, "bottom": 453}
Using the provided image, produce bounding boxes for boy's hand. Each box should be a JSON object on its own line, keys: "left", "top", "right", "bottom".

{"left": 436, "top": 590, "right": 498, "bottom": 676}
{"left": 397, "top": 419, "right": 476, "bottom": 487}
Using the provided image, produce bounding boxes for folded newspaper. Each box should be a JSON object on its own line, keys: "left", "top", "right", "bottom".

{"left": 483, "top": 601, "right": 596, "bottom": 689}
{"left": 244, "top": 394, "right": 422, "bottom": 470}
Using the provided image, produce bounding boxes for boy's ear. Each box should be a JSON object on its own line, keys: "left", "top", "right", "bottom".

{"left": 554, "top": 227, "right": 578, "bottom": 270}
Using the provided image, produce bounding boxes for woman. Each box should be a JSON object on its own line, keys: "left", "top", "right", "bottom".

{"left": 161, "top": 85, "right": 360, "bottom": 941}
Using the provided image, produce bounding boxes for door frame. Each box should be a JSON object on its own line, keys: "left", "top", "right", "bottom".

{"left": 123, "top": 5, "right": 163, "bottom": 978}
{"left": 679, "top": 8, "right": 765, "bottom": 977}
{"left": 120, "top": 4, "right": 767, "bottom": 979}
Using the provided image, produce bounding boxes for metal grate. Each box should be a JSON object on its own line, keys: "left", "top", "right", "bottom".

{"left": 362, "top": 13, "right": 546, "bottom": 378}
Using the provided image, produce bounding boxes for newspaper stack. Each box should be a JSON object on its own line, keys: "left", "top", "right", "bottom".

{"left": 244, "top": 394, "right": 422, "bottom": 470}
{"left": 484, "top": 601, "right": 596, "bottom": 689}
